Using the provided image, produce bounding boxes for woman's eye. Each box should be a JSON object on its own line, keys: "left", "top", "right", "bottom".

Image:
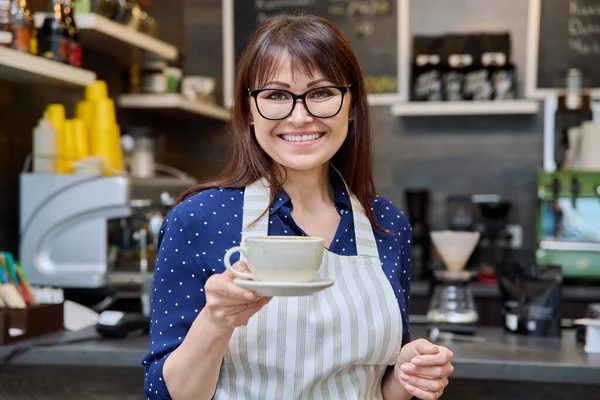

{"left": 310, "top": 89, "right": 333, "bottom": 99}
{"left": 266, "top": 91, "right": 290, "bottom": 101}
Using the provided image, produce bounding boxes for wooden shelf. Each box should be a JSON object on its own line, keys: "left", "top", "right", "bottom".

{"left": 0, "top": 47, "right": 96, "bottom": 87}
{"left": 391, "top": 100, "right": 540, "bottom": 116}
{"left": 118, "top": 94, "right": 230, "bottom": 121}
{"left": 35, "top": 13, "right": 178, "bottom": 61}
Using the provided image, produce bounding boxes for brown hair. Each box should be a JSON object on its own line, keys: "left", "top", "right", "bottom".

{"left": 177, "top": 14, "right": 381, "bottom": 229}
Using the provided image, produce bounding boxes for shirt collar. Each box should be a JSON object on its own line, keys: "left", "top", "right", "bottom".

{"left": 269, "top": 190, "right": 290, "bottom": 215}
{"left": 330, "top": 168, "right": 352, "bottom": 209}
{"left": 268, "top": 168, "right": 352, "bottom": 215}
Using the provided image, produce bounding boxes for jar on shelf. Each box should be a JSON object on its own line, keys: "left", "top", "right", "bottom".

{"left": 130, "top": 134, "right": 155, "bottom": 178}
{"left": 140, "top": 52, "right": 167, "bottom": 94}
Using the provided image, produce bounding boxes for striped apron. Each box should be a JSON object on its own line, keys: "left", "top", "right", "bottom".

{"left": 213, "top": 177, "right": 403, "bottom": 399}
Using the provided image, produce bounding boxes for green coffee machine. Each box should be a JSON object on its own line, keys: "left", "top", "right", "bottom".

{"left": 536, "top": 170, "right": 600, "bottom": 279}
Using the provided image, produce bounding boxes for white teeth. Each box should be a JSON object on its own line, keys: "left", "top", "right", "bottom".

{"left": 280, "top": 133, "right": 324, "bottom": 142}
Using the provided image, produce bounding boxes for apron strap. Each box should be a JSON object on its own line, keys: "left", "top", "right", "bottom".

{"left": 329, "top": 164, "right": 380, "bottom": 259}
{"left": 348, "top": 195, "right": 380, "bottom": 259}
{"left": 241, "top": 178, "right": 271, "bottom": 239}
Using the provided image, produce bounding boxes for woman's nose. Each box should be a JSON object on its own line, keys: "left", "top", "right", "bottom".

{"left": 287, "top": 100, "right": 313, "bottom": 126}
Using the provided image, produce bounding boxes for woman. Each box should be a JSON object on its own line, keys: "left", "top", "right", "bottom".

{"left": 143, "top": 14, "right": 454, "bottom": 400}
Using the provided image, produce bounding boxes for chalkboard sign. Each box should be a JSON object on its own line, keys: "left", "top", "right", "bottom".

{"left": 526, "top": 0, "right": 600, "bottom": 97}
{"left": 223, "top": 0, "right": 408, "bottom": 107}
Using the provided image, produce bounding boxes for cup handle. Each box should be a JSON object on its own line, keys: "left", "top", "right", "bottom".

{"left": 223, "top": 246, "right": 253, "bottom": 279}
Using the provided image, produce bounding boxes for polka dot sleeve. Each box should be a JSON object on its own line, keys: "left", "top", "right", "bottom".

{"left": 372, "top": 196, "right": 413, "bottom": 347}
{"left": 142, "top": 204, "right": 208, "bottom": 399}
{"left": 398, "top": 220, "right": 412, "bottom": 346}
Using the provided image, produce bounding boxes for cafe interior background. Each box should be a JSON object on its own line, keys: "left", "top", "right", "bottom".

{"left": 1, "top": 0, "right": 600, "bottom": 399}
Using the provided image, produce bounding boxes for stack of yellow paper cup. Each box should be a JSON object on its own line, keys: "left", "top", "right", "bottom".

{"left": 75, "top": 100, "right": 93, "bottom": 146}
{"left": 72, "top": 119, "right": 89, "bottom": 160}
{"left": 45, "top": 104, "right": 67, "bottom": 174}
{"left": 86, "top": 80, "right": 108, "bottom": 101}
{"left": 90, "top": 97, "right": 124, "bottom": 174}
{"left": 82, "top": 81, "right": 124, "bottom": 175}
{"left": 42, "top": 80, "right": 124, "bottom": 176}
{"left": 64, "top": 119, "right": 89, "bottom": 173}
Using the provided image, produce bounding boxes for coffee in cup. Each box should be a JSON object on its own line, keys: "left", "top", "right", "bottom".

{"left": 223, "top": 236, "right": 324, "bottom": 282}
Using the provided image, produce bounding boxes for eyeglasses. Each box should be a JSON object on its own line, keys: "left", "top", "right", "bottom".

{"left": 248, "top": 85, "right": 350, "bottom": 120}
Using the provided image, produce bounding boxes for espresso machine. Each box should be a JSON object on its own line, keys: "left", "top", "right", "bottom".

{"left": 19, "top": 172, "right": 197, "bottom": 314}
{"left": 20, "top": 173, "right": 131, "bottom": 288}
{"left": 536, "top": 170, "right": 600, "bottom": 280}
{"left": 536, "top": 68, "right": 600, "bottom": 280}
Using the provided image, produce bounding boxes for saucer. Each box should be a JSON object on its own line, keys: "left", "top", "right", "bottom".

{"left": 233, "top": 278, "right": 335, "bottom": 297}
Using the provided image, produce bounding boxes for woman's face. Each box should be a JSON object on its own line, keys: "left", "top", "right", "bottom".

{"left": 249, "top": 56, "right": 352, "bottom": 174}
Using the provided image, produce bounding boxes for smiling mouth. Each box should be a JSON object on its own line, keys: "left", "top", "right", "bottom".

{"left": 278, "top": 132, "right": 325, "bottom": 142}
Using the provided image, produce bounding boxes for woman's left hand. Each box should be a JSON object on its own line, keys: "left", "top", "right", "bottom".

{"left": 394, "top": 338, "right": 454, "bottom": 399}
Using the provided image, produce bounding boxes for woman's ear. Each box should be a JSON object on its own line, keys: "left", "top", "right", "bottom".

{"left": 348, "top": 100, "right": 356, "bottom": 122}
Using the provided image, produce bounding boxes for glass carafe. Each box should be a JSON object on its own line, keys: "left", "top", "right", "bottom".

{"left": 427, "top": 279, "right": 478, "bottom": 325}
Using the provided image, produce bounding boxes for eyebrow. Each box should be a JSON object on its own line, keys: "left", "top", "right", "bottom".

{"left": 263, "top": 78, "right": 331, "bottom": 88}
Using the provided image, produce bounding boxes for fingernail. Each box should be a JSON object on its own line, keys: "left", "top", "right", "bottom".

{"left": 400, "top": 364, "right": 412, "bottom": 373}
{"left": 400, "top": 372, "right": 410, "bottom": 381}
{"left": 412, "top": 357, "right": 422, "bottom": 365}
{"left": 405, "top": 384, "right": 415, "bottom": 392}
{"left": 244, "top": 292, "right": 254, "bottom": 300}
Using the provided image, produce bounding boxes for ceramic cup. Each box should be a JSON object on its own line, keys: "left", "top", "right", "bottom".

{"left": 223, "top": 236, "right": 324, "bottom": 282}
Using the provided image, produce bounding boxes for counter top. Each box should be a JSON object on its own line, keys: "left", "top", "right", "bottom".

{"left": 1, "top": 325, "right": 599, "bottom": 384}
{"left": 410, "top": 326, "right": 600, "bottom": 384}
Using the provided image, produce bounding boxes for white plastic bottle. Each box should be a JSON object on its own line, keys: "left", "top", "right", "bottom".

{"left": 32, "top": 117, "right": 57, "bottom": 173}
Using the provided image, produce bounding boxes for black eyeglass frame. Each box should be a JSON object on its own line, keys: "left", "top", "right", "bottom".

{"left": 248, "top": 85, "right": 351, "bottom": 120}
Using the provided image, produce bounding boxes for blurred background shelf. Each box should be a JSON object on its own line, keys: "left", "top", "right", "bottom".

{"left": 35, "top": 13, "right": 178, "bottom": 62}
{"left": 118, "top": 94, "right": 231, "bottom": 121}
{"left": 0, "top": 47, "right": 96, "bottom": 87}
{"left": 391, "top": 100, "right": 540, "bottom": 116}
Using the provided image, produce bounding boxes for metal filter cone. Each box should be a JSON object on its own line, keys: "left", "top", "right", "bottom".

{"left": 430, "top": 230, "right": 480, "bottom": 272}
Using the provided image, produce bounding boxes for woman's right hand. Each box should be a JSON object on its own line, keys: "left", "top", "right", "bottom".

{"left": 203, "top": 261, "right": 272, "bottom": 330}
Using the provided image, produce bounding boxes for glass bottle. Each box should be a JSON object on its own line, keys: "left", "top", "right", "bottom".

{"left": 38, "top": 0, "right": 69, "bottom": 63}
{"left": 63, "top": 0, "right": 81, "bottom": 67}
{"left": 0, "top": 0, "right": 11, "bottom": 47}
{"left": 9, "top": 0, "right": 34, "bottom": 53}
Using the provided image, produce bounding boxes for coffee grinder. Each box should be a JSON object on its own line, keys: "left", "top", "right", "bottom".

{"left": 404, "top": 188, "right": 432, "bottom": 281}
{"left": 471, "top": 195, "right": 513, "bottom": 284}
{"left": 427, "top": 230, "right": 481, "bottom": 334}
